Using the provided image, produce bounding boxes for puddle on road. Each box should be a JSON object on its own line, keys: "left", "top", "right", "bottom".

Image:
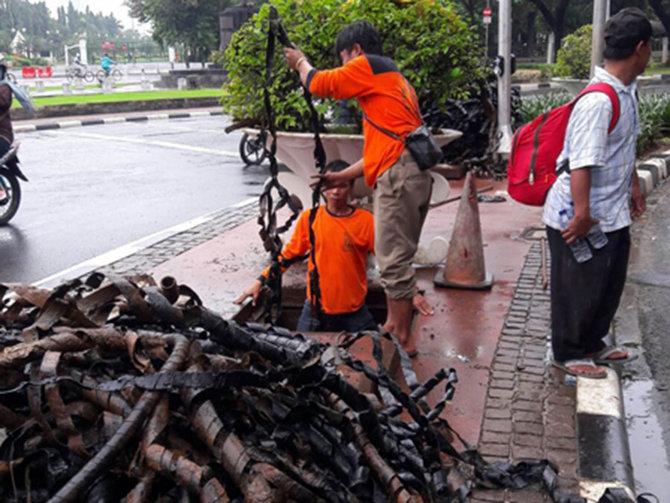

{"left": 623, "top": 379, "right": 670, "bottom": 500}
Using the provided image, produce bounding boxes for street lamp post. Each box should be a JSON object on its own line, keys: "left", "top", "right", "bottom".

{"left": 496, "top": 0, "right": 513, "bottom": 156}
{"left": 590, "top": 0, "right": 607, "bottom": 78}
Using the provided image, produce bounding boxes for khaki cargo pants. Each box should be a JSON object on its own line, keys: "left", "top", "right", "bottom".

{"left": 373, "top": 155, "right": 432, "bottom": 300}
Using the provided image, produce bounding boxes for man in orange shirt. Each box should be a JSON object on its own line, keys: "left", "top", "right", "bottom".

{"left": 235, "top": 161, "right": 377, "bottom": 332}
{"left": 283, "top": 21, "right": 433, "bottom": 355}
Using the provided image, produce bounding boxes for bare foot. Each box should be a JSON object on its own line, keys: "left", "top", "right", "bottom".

{"left": 412, "top": 293, "right": 434, "bottom": 316}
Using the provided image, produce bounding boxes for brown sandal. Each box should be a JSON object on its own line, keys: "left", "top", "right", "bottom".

{"left": 552, "top": 359, "right": 607, "bottom": 379}
{"left": 588, "top": 346, "right": 634, "bottom": 365}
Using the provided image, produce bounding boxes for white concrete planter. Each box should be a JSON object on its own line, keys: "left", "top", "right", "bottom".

{"left": 550, "top": 77, "right": 589, "bottom": 96}
{"left": 244, "top": 128, "right": 462, "bottom": 204}
{"left": 551, "top": 75, "right": 660, "bottom": 96}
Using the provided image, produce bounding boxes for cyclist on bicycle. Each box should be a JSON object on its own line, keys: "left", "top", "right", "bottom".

{"left": 73, "top": 54, "right": 86, "bottom": 78}
{"left": 101, "top": 53, "right": 116, "bottom": 76}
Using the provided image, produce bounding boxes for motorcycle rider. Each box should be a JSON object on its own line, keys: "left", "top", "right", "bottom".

{"left": 0, "top": 53, "right": 31, "bottom": 203}
{"left": 0, "top": 54, "right": 18, "bottom": 199}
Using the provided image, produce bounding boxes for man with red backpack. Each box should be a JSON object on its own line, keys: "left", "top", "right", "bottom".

{"left": 543, "top": 8, "right": 664, "bottom": 378}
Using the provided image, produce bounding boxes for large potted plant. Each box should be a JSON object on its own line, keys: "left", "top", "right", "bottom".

{"left": 221, "top": 0, "right": 486, "bottom": 190}
{"left": 552, "top": 23, "right": 659, "bottom": 97}
{"left": 551, "top": 24, "right": 593, "bottom": 96}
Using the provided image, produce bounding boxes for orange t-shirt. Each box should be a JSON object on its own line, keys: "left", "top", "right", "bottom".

{"left": 308, "top": 55, "right": 421, "bottom": 187}
{"left": 262, "top": 206, "right": 374, "bottom": 314}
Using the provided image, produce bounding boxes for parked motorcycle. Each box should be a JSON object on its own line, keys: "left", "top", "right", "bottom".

{"left": 239, "top": 130, "right": 268, "bottom": 166}
{"left": 0, "top": 141, "right": 27, "bottom": 225}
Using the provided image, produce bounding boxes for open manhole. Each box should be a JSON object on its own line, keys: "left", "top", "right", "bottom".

{"left": 233, "top": 284, "right": 388, "bottom": 329}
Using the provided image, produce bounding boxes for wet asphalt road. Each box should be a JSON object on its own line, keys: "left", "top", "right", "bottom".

{"left": 0, "top": 115, "right": 270, "bottom": 283}
{"left": 623, "top": 179, "right": 670, "bottom": 499}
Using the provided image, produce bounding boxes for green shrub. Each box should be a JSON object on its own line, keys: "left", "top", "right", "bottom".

{"left": 517, "top": 63, "right": 555, "bottom": 79}
{"left": 638, "top": 92, "right": 670, "bottom": 153}
{"left": 222, "top": 0, "right": 487, "bottom": 131}
{"left": 31, "top": 57, "right": 49, "bottom": 66}
{"left": 518, "top": 90, "right": 571, "bottom": 124}
{"left": 208, "top": 50, "right": 225, "bottom": 68}
{"left": 555, "top": 25, "right": 592, "bottom": 80}
{"left": 13, "top": 56, "right": 31, "bottom": 68}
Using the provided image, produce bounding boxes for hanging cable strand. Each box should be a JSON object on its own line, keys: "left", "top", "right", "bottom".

{"left": 257, "top": 6, "right": 302, "bottom": 323}
{"left": 265, "top": 6, "right": 328, "bottom": 322}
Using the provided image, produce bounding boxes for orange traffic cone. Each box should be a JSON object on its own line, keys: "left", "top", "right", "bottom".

{"left": 434, "top": 171, "right": 493, "bottom": 290}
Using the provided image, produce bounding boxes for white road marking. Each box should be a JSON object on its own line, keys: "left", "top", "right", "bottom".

{"left": 63, "top": 131, "right": 239, "bottom": 158}
{"left": 34, "top": 211, "right": 217, "bottom": 288}
{"left": 33, "top": 197, "right": 257, "bottom": 289}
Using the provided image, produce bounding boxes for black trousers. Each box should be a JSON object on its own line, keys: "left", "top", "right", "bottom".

{"left": 0, "top": 137, "right": 18, "bottom": 171}
{"left": 546, "top": 226, "right": 630, "bottom": 362}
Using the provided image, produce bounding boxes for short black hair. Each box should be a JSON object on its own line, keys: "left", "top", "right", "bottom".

{"left": 326, "top": 160, "right": 348, "bottom": 173}
{"left": 335, "top": 21, "right": 382, "bottom": 56}
{"left": 603, "top": 44, "right": 640, "bottom": 60}
{"left": 325, "top": 160, "right": 354, "bottom": 186}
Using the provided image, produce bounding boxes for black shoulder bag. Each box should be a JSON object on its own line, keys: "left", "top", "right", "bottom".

{"left": 362, "top": 110, "right": 442, "bottom": 171}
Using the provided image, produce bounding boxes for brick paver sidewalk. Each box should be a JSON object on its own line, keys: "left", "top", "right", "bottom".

{"left": 470, "top": 242, "right": 579, "bottom": 502}
{"left": 95, "top": 199, "right": 257, "bottom": 277}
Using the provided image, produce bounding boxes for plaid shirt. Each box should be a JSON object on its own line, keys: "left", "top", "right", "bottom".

{"left": 542, "top": 66, "right": 640, "bottom": 232}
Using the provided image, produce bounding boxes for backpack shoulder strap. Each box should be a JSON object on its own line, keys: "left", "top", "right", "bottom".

{"left": 574, "top": 82, "right": 620, "bottom": 133}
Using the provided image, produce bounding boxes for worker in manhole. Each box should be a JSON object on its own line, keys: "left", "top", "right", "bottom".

{"left": 235, "top": 160, "right": 378, "bottom": 332}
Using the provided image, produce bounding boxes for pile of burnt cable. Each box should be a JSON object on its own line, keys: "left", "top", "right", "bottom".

{"left": 0, "top": 273, "right": 558, "bottom": 502}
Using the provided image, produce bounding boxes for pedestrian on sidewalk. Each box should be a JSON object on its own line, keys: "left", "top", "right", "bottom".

{"left": 543, "top": 8, "right": 664, "bottom": 378}
{"left": 235, "top": 161, "right": 378, "bottom": 333}
{"left": 282, "top": 20, "right": 434, "bottom": 355}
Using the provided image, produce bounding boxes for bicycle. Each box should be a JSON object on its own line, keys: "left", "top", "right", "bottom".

{"left": 96, "top": 65, "right": 123, "bottom": 84}
{"left": 65, "top": 65, "right": 95, "bottom": 83}
{"left": 5, "top": 72, "right": 16, "bottom": 84}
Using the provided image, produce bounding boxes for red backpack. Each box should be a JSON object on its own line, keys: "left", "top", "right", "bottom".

{"left": 507, "top": 83, "right": 620, "bottom": 206}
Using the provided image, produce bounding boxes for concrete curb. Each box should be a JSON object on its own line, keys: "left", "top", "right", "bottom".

{"left": 576, "top": 367, "right": 636, "bottom": 501}
{"left": 14, "top": 110, "right": 223, "bottom": 133}
{"left": 573, "top": 151, "right": 670, "bottom": 501}
{"left": 637, "top": 151, "right": 670, "bottom": 196}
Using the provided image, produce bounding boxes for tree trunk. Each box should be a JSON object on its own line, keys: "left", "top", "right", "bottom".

{"left": 649, "top": 0, "right": 670, "bottom": 39}
{"left": 526, "top": 11, "right": 537, "bottom": 57}
{"left": 528, "top": 0, "right": 571, "bottom": 60}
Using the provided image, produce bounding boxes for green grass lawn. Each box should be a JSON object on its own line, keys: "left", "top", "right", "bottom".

{"left": 645, "top": 65, "right": 670, "bottom": 75}
{"left": 12, "top": 88, "right": 223, "bottom": 108}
